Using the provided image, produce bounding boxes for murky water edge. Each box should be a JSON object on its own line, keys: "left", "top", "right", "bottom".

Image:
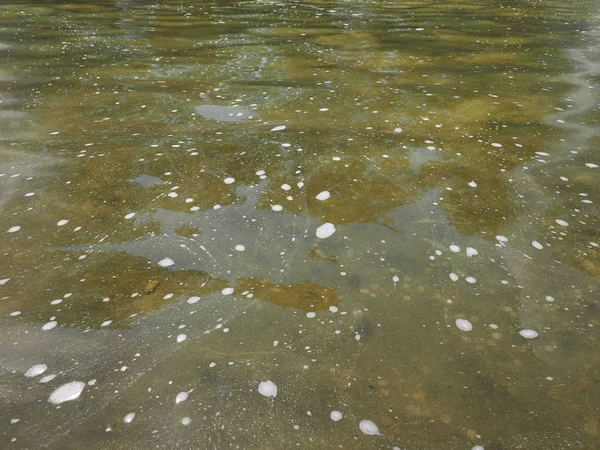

{"left": 1, "top": 1, "right": 599, "bottom": 449}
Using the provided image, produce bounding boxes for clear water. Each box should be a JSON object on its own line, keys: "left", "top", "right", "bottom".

{"left": 1, "top": 1, "right": 599, "bottom": 448}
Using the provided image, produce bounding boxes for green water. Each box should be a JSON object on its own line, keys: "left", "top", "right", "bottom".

{"left": 1, "top": 0, "right": 599, "bottom": 448}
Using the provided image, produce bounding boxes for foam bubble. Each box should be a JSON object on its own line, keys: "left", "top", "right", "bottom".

{"left": 175, "top": 392, "right": 188, "bottom": 404}
{"left": 316, "top": 223, "right": 336, "bottom": 239}
{"left": 316, "top": 191, "right": 330, "bottom": 201}
{"left": 48, "top": 381, "right": 85, "bottom": 404}
{"left": 221, "top": 287, "right": 234, "bottom": 295}
{"left": 455, "top": 319, "right": 473, "bottom": 332}
{"left": 519, "top": 329, "right": 539, "bottom": 339}
{"left": 258, "top": 380, "right": 277, "bottom": 398}
{"left": 359, "top": 419, "right": 380, "bottom": 435}
{"left": 25, "top": 364, "right": 48, "bottom": 377}
{"left": 330, "top": 411, "right": 343, "bottom": 421}
{"left": 270, "top": 125, "right": 286, "bottom": 131}
{"left": 158, "top": 258, "right": 174, "bottom": 267}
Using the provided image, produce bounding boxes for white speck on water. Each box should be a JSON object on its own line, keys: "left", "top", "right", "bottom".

{"left": 545, "top": 295, "right": 555, "bottom": 302}
{"left": 175, "top": 392, "right": 188, "bottom": 404}
{"left": 57, "top": 220, "right": 69, "bottom": 227}
{"left": 519, "top": 329, "right": 539, "bottom": 339}
{"left": 181, "top": 417, "right": 191, "bottom": 425}
{"left": 221, "top": 287, "right": 234, "bottom": 295}
{"left": 224, "top": 177, "right": 235, "bottom": 184}
{"left": 466, "top": 247, "right": 478, "bottom": 257}
{"left": 7, "top": 226, "right": 20, "bottom": 233}
{"left": 158, "top": 258, "right": 174, "bottom": 267}
{"left": 25, "top": 364, "right": 48, "bottom": 377}
{"left": 270, "top": 125, "right": 286, "bottom": 131}
{"left": 359, "top": 420, "right": 380, "bottom": 435}
{"left": 281, "top": 184, "right": 291, "bottom": 191}
{"left": 496, "top": 235, "right": 508, "bottom": 243}
{"left": 39, "top": 374, "right": 56, "bottom": 383}
{"left": 316, "top": 223, "right": 336, "bottom": 239}
{"left": 449, "top": 273, "right": 459, "bottom": 282}
{"left": 125, "top": 213, "right": 135, "bottom": 219}
{"left": 42, "top": 321, "right": 57, "bottom": 331}
{"left": 585, "top": 163, "right": 598, "bottom": 168}
{"left": 176, "top": 334, "right": 187, "bottom": 342}
{"left": 187, "top": 296, "right": 200, "bottom": 304}
{"left": 258, "top": 380, "right": 277, "bottom": 398}
{"left": 392, "top": 275, "right": 400, "bottom": 283}
{"left": 465, "top": 277, "right": 477, "bottom": 284}
{"left": 101, "top": 320, "right": 112, "bottom": 327}
{"left": 271, "top": 205, "right": 283, "bottom": 212}
{"left": 532, "top": 240, "right": 544, "bottom": 250}
{"left": 48, "top": 381, "right": 85, "bottom": 404}
{"left": 235, "top": 244, "right": 245, "bottom": 252}
{"left": 10, "top": 311, "right": 21, "bottom": 316}
{"left": 455, "top": 319, "right": 473, "bottom": 332}
{"left": 0, "top": 278, "right": 9, "bottom": 285}
{"left": 393, "top": 127, "right": 403, "bottom": 133}
{"left": 468, "top": 181, "right": 477, "bottom": 188}
{"left": 306, "top": 312, "right": 316, "bottom": 318}
{"left": 123, "top": 413, "right": 136, "bottom": 423}
{"left": 489, "top": 324, "right": 499, "bottom": 329}
{"left": 471, "top": 446, "right": 485, "bottom": 450}
{"left": 555, "top": 219, "right": 569, "bottom": 227}
{"left": 316, "top": 191, "right": 330, "bottom": 201}
{"left": 329, "top": 306, "right": 338, "bottom": 313}
{"left": 319, "top": 108, "right": 329, "bottom": 112}
{"left": 491, "top": 142, "right": 502, "bottom": 148}
{"left": 330, "top": 411, "right": 343, "bottom": 421}
{"left": 449, "top": 245, "right": 460, "bottom": 253}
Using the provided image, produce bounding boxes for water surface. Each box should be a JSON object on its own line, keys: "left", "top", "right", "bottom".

{"left": 1, "top": 0, "right": 599, "bottom": 448}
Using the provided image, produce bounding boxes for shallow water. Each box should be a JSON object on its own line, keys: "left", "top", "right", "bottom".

{"left": 1, "top": 0, "right": 599, "bottom": 448}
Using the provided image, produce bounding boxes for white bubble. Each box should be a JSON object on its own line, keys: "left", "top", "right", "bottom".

{"left": 465, "top": 277, "right": 477, "bottom": 284}
{"left": 175, "top": 392, "right": 188, "bottom": 404}
{"left": 42, "top": 321, "right": 57, "bottom": 331}
{"left": 258, "top": 380, "right": 277, "bottom": 398}
{"left": 359, "top": 419, "right": 380, "bottom": 435}
{"left": 158, "top": 258, "right": 174, "bottom": 267}
{"left": 221, "top": 287, "right": 234, "bottom": 295}
{"left": 330, "top": 411, "right": 343, "bottom": 421}
{"left": 555, "top": 219, "right": 569, "bottom": 227}
{"left": 48, "top": 381, "right": 85, "bottom": 404}
{"left": 271, "top": 205, "right": 283, "bottom": 212}
{"left": 449, "top": 245, "right": 460, "bottom": 253}
{"left": 466, "top": 247, "right": 478, "bottom": 257}
{"left": 235, "top": 245, "right": 245, "bottom": 252}
{"left": 532, "top": 240, "right": 544, "bottom": 250}
{"left": 176, "top": 334, "right": 187, "bottom": 342}
{"left": 455, "top": 319, "right": 473, "bottom": 332}
{"left": 468, "top": 181, "right": 477, "bottom": 188}
{"left": 496, "top": 235, "right": 508, "bottom": 243}
{"left": 224, "top": 177, "right": 235, "bottom": 184}
{"left": 57, "top": 219, "right": 69, "bottom": 226}
{"left": 7, "top": 226, "right": 21, "bottom": 233}
{"left": 449, "top": 273, "right": 459, "bottom": 282}
{"left": 316, "top": 223, "right": 336, "bottom": 239}
{"left": 270, "top": 125, "right": 286, "bottom": 131}
{"left": 306, "top": 312, "right": 316, "bottom": 318}
{"left": 316, "top": 191, "right": 330, "bottom": 201}
{"left": 519, "top": 329, "right": 539, "bottom": 339}
{"left": 123, "top": 413, "right": 136, "bottom": 423}
{"left": 187, "top": 296, "right": 200, "bottom": 304}
{"left": 25, "top": 364, "right": 48, "bottom": 377}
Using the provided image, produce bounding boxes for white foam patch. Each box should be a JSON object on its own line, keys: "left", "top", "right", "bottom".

{"left": 271, "top": 205, "right": 283, "bottom": 212}
{"left": 7, "top": 226, "right": 20, "bottom": 233}
{"left": 281, "top": 184, "right": 291, "bottom": 191}
{"left": 224, "top": 177, "right": 235, "bottom": 184}
{"left": 466, "top": 247, "right": 478, "bottom": 257}
{"left": 316, "top": 191, "right": 330, "bottom": 201}
{"left": 57, "top": 220, "right": 69, "bottom": 226}
{"left": 393, "top": 127, "right": 403, "bottom": 133}
{"left": 316, "top": 223, "right": 336, "bottom": 239}
{"left": 455, "top": 319, "right": 473, "bottom": 332}
{"left": 177, "top": 334, "right": 187, "bottom": 342}
{"left": 221, "top": 287, "right": 234, "bottom": 295}
{"left": 496, "top": 235, "right": 508, "bottom": 243}
{"left": 545, "top": 295, "right": 555, "bottom": 302}
{"left": 258, "top": 380, "right": 277, "bottom": 398}
{"left": 519, "top": 329, "right": 539, "bottom": 339}
{"left": 48, "top": 381, "right": 85, "bottom": 404}
{"left": 101, "top": 320, "right": 112, "bottom": 327}
{"left": 449, "top": 245, "right": 460, "bottom": 253}
{"left": 468, "top": 181, "right": 477, "bottom": 188}
{"left": 585, "top": 163, "right": 598, "bottom": 168}
{"left": 465, "top": 277, "right": 477, "bottom": 284}
{"left": 555, "top": 219, "right": 569, "bottom": 227}
{"left": 449, "top": 273, "right": 459, "bottom": 282}
{"left": 359, "top": 420, "right": 380, "bottom": 435}
{"left": 175, "top": 392, "right": 188, "bottom": 404}
{"left": 42, "top": 321, "right": 57, "bottom": 331}
{"left": 158, "top": 258, "right": 174, "bottom": 267}
{"left": 532, "top": 240, "right": 544, "bottom": 250}
{"left": 123, "top": 413, "right": 136, "bottom": 423}
{"left": 25, "top": 364, "right": 48, "bottom": 377}
{"left": 39, "top": 374, "right": 56, "bottom": 383}
{"left": 125, "top": 213, "right": 135, "bottom": 219}
{"left": 235, "top": 244, "right": 245, "bottom": 252}
{"left": 187, "top": 296, "right": 200, "bottom": 304}
{"left": 330, "top": 411, "right": 343, "bottom": 421}
{"left": 270, "top": 125, "right": 286, "bottom": 131}
{"left": 306, "top": 312, "right": 316, "bottom": 318}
